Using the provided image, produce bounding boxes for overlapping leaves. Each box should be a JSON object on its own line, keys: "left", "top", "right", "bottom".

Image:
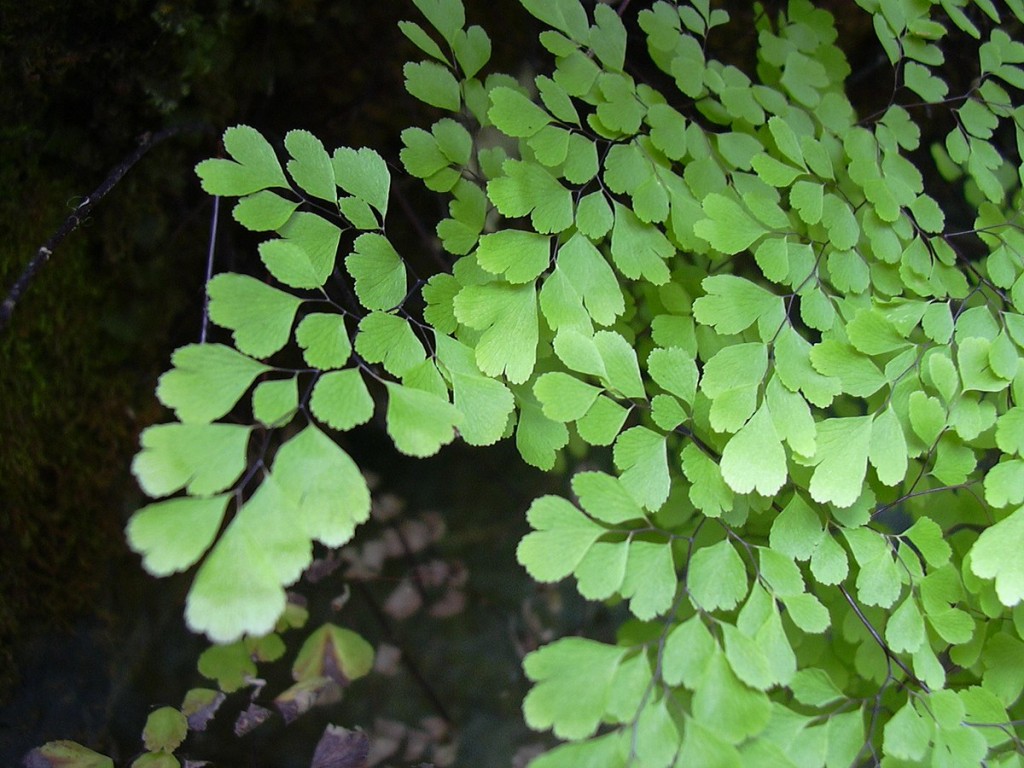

{"left": 124, "top": 0, "right": 1024, "bottom": 764}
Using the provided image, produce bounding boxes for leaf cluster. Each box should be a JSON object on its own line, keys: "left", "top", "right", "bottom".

{"left": 116, "top": 0, "right": 1024, "bottom": 764}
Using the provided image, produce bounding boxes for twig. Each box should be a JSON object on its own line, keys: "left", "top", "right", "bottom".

{"left": 838, "top": 583, "right": 930, "bottom": 693}
{"left": 0, "top": 122, "right": 212, "bottom": 332}
{"left": 200, "top": 195, "right": 221, "bottom": 343}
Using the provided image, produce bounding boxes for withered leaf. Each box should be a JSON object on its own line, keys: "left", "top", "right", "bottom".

{"left": 310, "top": 725, "right": 369, "bottom": 768}
{"left": 274, "top": 676, "right": 343, "bottom": 724}
{"left": 233, "top": 703, "right": 273, "bottom": 736}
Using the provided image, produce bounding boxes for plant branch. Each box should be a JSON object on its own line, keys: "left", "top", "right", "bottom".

{"left": 838, "top": 583, "right": 930, "bottom": 693}
{"left": 0, "top": 122, "right": 212, "bottom": 332}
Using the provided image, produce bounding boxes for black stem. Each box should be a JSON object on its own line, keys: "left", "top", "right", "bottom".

{"left": 0, "top": 122, "right": 213, "bottom": 332}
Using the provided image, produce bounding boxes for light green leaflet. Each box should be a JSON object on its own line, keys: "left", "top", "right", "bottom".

{"left": 333, "top": 146, "right": 391, "bottom": 217}
{"left": 345, "top": 233, "right": 407, "bottom": 310}
{"left": 195, "top": 125, "right": 288, "bottom": 196}
{"left": 207, "top": 273, "right": 303, "bottom": 359}
{"left": 183, "top": 426, "right": 370, "bottom": 642}
{"left": 259, "top": 212, "right": 341, "bottom": 289}
{"left": 453, "top": 282, "right": 539, "bottom": 384}
{"left": 132, "top": 423, "right": 251, "bottom": 498}
{"left": 157, "top": 344, "right": 269, "bottom": 424}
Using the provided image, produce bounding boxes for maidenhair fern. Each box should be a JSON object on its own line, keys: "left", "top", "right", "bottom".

{"left": 118, "top": 0, "right": 1024, "bottom": 765}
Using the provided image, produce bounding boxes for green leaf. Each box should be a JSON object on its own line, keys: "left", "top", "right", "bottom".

{"left": 403, "top": 61, "right": 461, "bottom": 111}
{"left": 886, "top": 595, "right": 926, "bottom": 653}
{"left": 488, "top": 86, "right": 552, "bottom": 137}
{"left": 310, "top": 368, "right": 375, "bottom": 432}
{"left": 251, "top": 377, "right": 297, "bottom": 427}
{"left": 700, "top": 343, "right": 768, "bottom": 433}
{"left": 790, "top": 668, "right": 844, "bottom": 707}
{"left": 593, "top": 331, "right": 644, "bottom": 398}
{"left": 438, "top": 179, "right": 486, "bottom": 255}
{"left": 681, "top": 443, "right": 735, "bottom": 518}
{"left": 534, "top": 372, "right": 602, "bottom": 422}
{"left": 259, "top": 212, "right": 341, "bottom": 289}
{"left": 284, "top": 130, "right": 336, "bottom": 203}
{"left": 556, "top": 233, "right": 624, "bottom": 326}
{"left": 810, "top": 533, "right": 849, "bottom": 586}
{"left": 453, "top": 282, "right": 538, "bottom": 384}
{"left": 809, "top": 340, "right": 885, "bottom": 397}
{"left": 688, "top": 539, "right": 748, "bottom": 612}
{"left": 292, "top": 623, "right": 374, "bottom": 684}
{"left": 232, "top": 190, "right": 300, "bottom": 231}
{"left": 770, "top": 493, "right": 824, "bottom": 560}
{"left": 157, "top": 344, "right": 269, "bottom": 424}
{"left": 346, "top": 234, "right": 407, "bottom": 310}
{"left": 132, "top": 423, "right": 250, "bottom": 498}
{"left": 647, "top": 103, "right": 688, "bottom": 160}
{"left": 384, "top": 382, "right": 460, "bottom": 457}
{"left": 614, "top": 426, "right": 670, "bottom": 511}
{"left": 904, "top": 60, "right": 949, "bottom": 101}
{"left": 355, "top": 312, "right": 425, "bottom": 377}
{"left": 523, "top": 638, "right": 628, "bottom": 741}
{"left": 720, "top": 403, "right": 788, "bottom": 496}
{"left": 722, "top": 622, "right": 774, "bottom": 690}
{"left": 434, "top": 334, "right": 514, "bottom": 446}
{"left": 142, "top": 707, "right": 187, "bottom": 753}
{"left": 780, "top": 592, "right": 831, "bottom": 633}
{"left": 513, "top": 397, "right": 566, "bottom": 473}
{"left": 295, "top": 313, "right": 351, "bottom": 369}
{"left": 518, "top": 495, "right": 606, "bottom": 583}
{"left": 847, "top": 309, "right": 909, "bottom": 355}
{"left": 127, "top": 495, "right": 229, "bottom": 577}
{"left": 648, "top": 347, "right": 698, "bottom": 405}
{"left": 662, "top": 616, "right": 716, "bottom": 690}
{"left": 693, "top": 275, "right": 783, "bottom": 335}
{"left": 985, "top": 459, "right": 1024, "bottom": 508}
{"left": 28, "top": 742, "right": 115, "bottom": 768}
{"left": 185, "top": 475, "right": 309, "bottom": 642}
{"left": 868, "top": 407, "right": 909, "bottom": 486}
{"left": 694, "top": 192, "right": 768, "bottom": 254}
{"left": 575, "top": 191, "right": 614, "bottom": 240}
{"left": 412, "top": 0, "right": 465, "bottom": 45}
{"left": 846, "top": 527, "right": 903, "bottom": 608}
{"left": 399, "top": 20, "right": 449, "bottom": 63}
{"left": 609, "top": 203, "right": 672, "bottom": 284}
{"left": 752, "top": 152, "right": 804, "bottom": 187}
{"left": 576, "top": 395, "right": 629, "bottom": 446}
{"left": 272, "top": 425, "right": 370, "bottom": 546}
{"left": 207, "top": 273, "right": 303, "bottom": 359}
{"left": 453, "top": 24, "right": 491, "bottom": 78}
{"left": 996, "top": 406, "right": 1024, "bottom": 456}
{"left": 781, "top": 50, "right": 829, "bottom": 107}
{"left": 766, "top": 375, "right": 816, "bottom": 457}
{"left": 488, "top": 160, "right": 573, "bottom": 234}
{"left": 971, "top": 505, "right": 1024, "bottom": 605}
{"left": 903, "top": 517, "right": 951, "bottom": 569}
{"left": 621, "top": 539, "right": 677, "bottom": 619}
{"left": 960, "top": 336, "right": 1010, "bottom": 392}
{"left": 884, "top": 701, "right": 932, "bottom": 761}
{"left": 196, "top": 125, "right": 288, "bottom": 196}
{"left": 572, "top": 471, "right": 644, "bottom": 525}
{"left": 692, "top": 649, "right": 771, "bottom": 744}
{"left": 590, "top": 3, "right": 626, "bottom": 70}
{"left": 476, "top": 229, "right": 550, "bottom": 283}
{"left": 809, "top": 416, "right": 872, "bottom": 508}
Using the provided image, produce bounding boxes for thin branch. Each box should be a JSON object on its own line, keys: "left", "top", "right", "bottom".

{"left": 838, "top": 583, "right": 930, "bottom": 694}
{"left": 0, "top": 122, "right": 212, "bottom": 332}
{"left": 200, "top": 195, "right": 220, "bottom": 343}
